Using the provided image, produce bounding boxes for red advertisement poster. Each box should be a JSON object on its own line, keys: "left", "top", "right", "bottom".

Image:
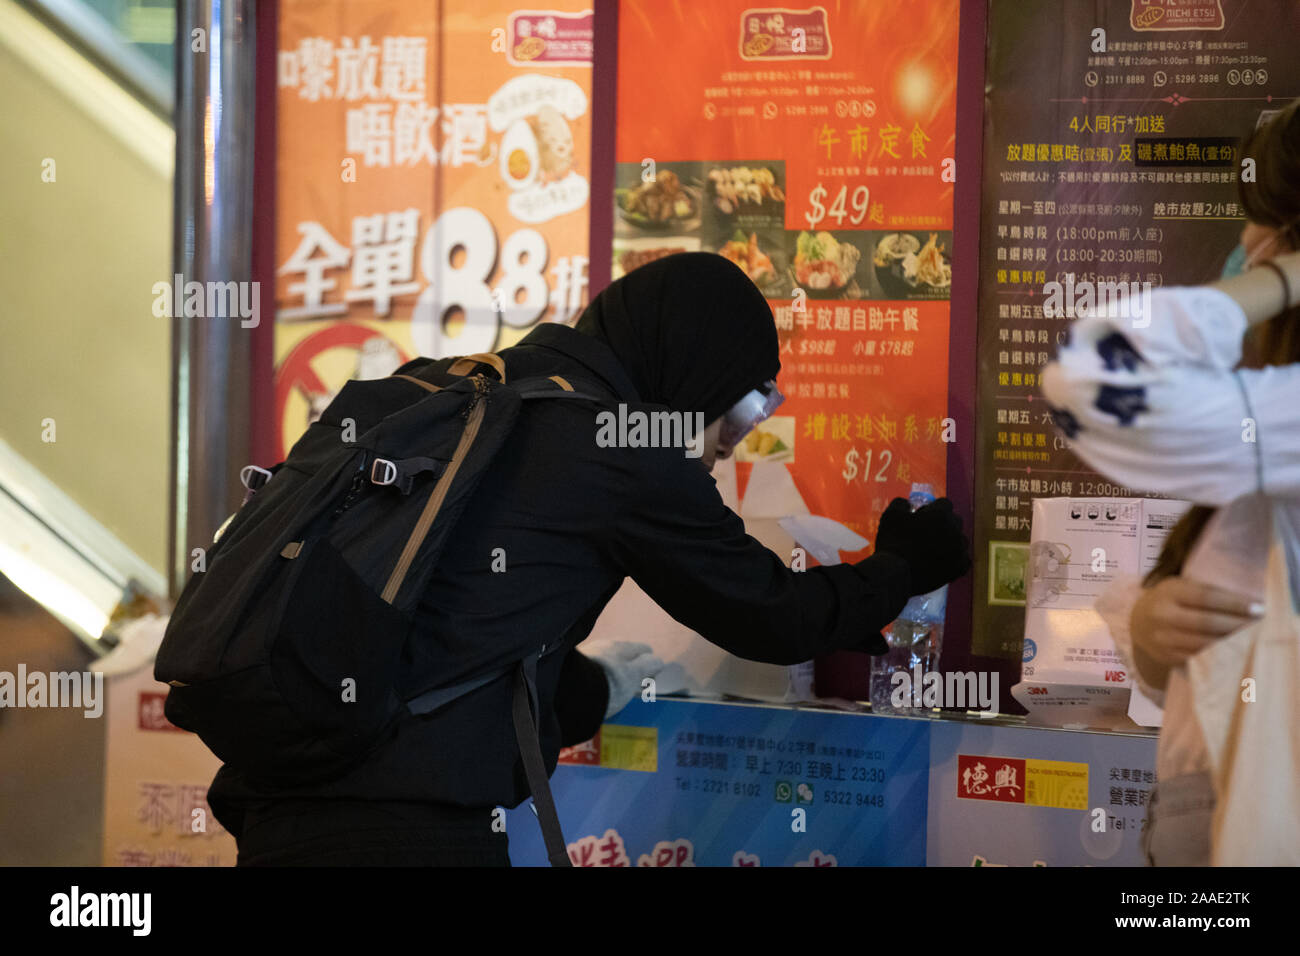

{"left": 274, "top": 0, "right": 594, "bottom": 459}
{"left": 614, "top": 0, "right": 960, "bottom": 546}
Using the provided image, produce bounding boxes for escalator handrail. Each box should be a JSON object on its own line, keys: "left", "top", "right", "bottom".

{"left": 20, "top": 0, "right": 173, "bottom": 119}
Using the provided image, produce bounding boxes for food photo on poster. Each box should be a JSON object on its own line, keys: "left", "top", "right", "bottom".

{"left": 2, "top": 0, "right": 1298, "bottom": 928}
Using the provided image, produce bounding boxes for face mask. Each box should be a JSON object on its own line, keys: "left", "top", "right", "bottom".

{"left": 1221, "top": 242, "right": 1250, "bottom": 279}
{"left": 1223, "top": 220, "right": 1298, "bottom": 278}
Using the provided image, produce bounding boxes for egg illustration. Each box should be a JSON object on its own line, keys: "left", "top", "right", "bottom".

{"left": 499, "top": 117, "right": 539, "bottom": 191}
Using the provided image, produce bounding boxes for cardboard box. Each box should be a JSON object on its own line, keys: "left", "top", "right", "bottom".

{"left": 1011, "top": 497, "right": 1189, "bottom": 729}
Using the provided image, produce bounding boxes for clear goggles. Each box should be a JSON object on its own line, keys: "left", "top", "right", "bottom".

{"left": 718, "top": 379, "right": 784, "bottom": 451}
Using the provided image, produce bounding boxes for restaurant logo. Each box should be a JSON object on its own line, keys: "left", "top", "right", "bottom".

{"left": 957, "top": 754, "right": 1090, "bottom": 810}
{"left": 507, "top": 10, "right": 594, "bottom": 67}
{"left": 957, "top": 754, "right": 1026, "bottom": 804}
{"left": 558, "top": 724, "right": 658, "bottom": 771}
{"left": 557, "top": 731, "right": 601, "bottom": 765}
{"left": 138, "top": 691, "right": 187, "bottom": 733}
{"left": 1129, "top": 0, "right": 1225, "bottom": 31}
{"left": 739, "top": 7, "right": 832, "bottom": 61}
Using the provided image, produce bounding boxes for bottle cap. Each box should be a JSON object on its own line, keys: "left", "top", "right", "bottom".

{"left": 908, "top": 482, "right": 936, "bottom": 507}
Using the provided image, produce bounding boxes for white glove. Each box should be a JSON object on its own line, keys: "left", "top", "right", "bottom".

{"left": 94, "top": 613, "right": 170, "bottom": 677}
{"left": 588, "top": 641, "right": 685, "bottom": 720}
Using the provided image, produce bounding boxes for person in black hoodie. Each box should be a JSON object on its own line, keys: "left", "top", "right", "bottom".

{"left": 210, "top": 252, "right": 970, "bottom": 865}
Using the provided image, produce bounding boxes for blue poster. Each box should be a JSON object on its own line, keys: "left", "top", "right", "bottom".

{"left": 506, "top": 698, "right": 931, "bottom": 866}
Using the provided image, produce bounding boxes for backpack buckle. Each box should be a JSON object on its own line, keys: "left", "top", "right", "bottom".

{"left": 370, "top": 458, "right": 399, "bottom": 486}
{"left": 239, "top": 465, "right": 273, "bottom": 492}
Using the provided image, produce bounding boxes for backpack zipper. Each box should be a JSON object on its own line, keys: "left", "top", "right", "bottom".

{"left": 380, "top": 377, "right": 488, "bottom": 604}
{"left": 332, "top": 461, "right": 368, "bottom": 518}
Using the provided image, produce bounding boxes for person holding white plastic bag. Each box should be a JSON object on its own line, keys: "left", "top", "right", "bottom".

{"left": 1040, "top": 101, "right": 1300, "bottom": 865}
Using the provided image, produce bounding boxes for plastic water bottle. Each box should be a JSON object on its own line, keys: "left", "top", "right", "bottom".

{"left": 869, "top": 484, "right": 948, "bottom": 714}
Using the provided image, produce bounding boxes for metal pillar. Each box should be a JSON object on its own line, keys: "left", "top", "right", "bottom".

{"left": 168, "top": 0, "right": 257, "bottom": 598}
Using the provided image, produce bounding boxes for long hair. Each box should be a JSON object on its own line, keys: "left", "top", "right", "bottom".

{"left": 1145, "top": 99, "right": 1300, "bottom": 586}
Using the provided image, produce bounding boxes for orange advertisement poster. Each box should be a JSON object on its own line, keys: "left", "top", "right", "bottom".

{"left": 615, "top": 0, "right": 959, "bottom": 544}
{"left": 274, "top": 1, "right": 594, "bottom": 458}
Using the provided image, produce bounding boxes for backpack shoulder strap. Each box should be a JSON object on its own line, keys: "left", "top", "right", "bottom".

{"left": 512, "top": 655, "right": 572, "bottom": 866}
{"left": 401, "top": 655, "right": 571, "bottom": 866}
{"left": 512, "top": 374, "right": 610, "bottom": 403}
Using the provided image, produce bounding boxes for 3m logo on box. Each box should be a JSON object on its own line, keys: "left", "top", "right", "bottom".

{"left": 557, "top": 724, "right": 657, "bottom": 772}
{"left": 957, "top": 754, "right": 1089, "bottom": 809}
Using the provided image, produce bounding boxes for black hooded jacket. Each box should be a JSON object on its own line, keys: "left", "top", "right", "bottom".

{"left": 207, "top": 254, "right": 915, "bottom": 836}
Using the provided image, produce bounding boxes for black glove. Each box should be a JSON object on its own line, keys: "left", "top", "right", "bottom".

{"left": 874, "top": 496, "right": 971, "bottom": 596}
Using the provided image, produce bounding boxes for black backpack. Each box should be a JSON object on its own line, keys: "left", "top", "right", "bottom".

{"left": 154, "top": 352, "right": 601, "bottom": 866}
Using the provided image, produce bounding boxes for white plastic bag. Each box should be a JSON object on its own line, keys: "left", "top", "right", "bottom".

{"left": 1187, "top": 519, "right": 1300, "bottom": 865}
